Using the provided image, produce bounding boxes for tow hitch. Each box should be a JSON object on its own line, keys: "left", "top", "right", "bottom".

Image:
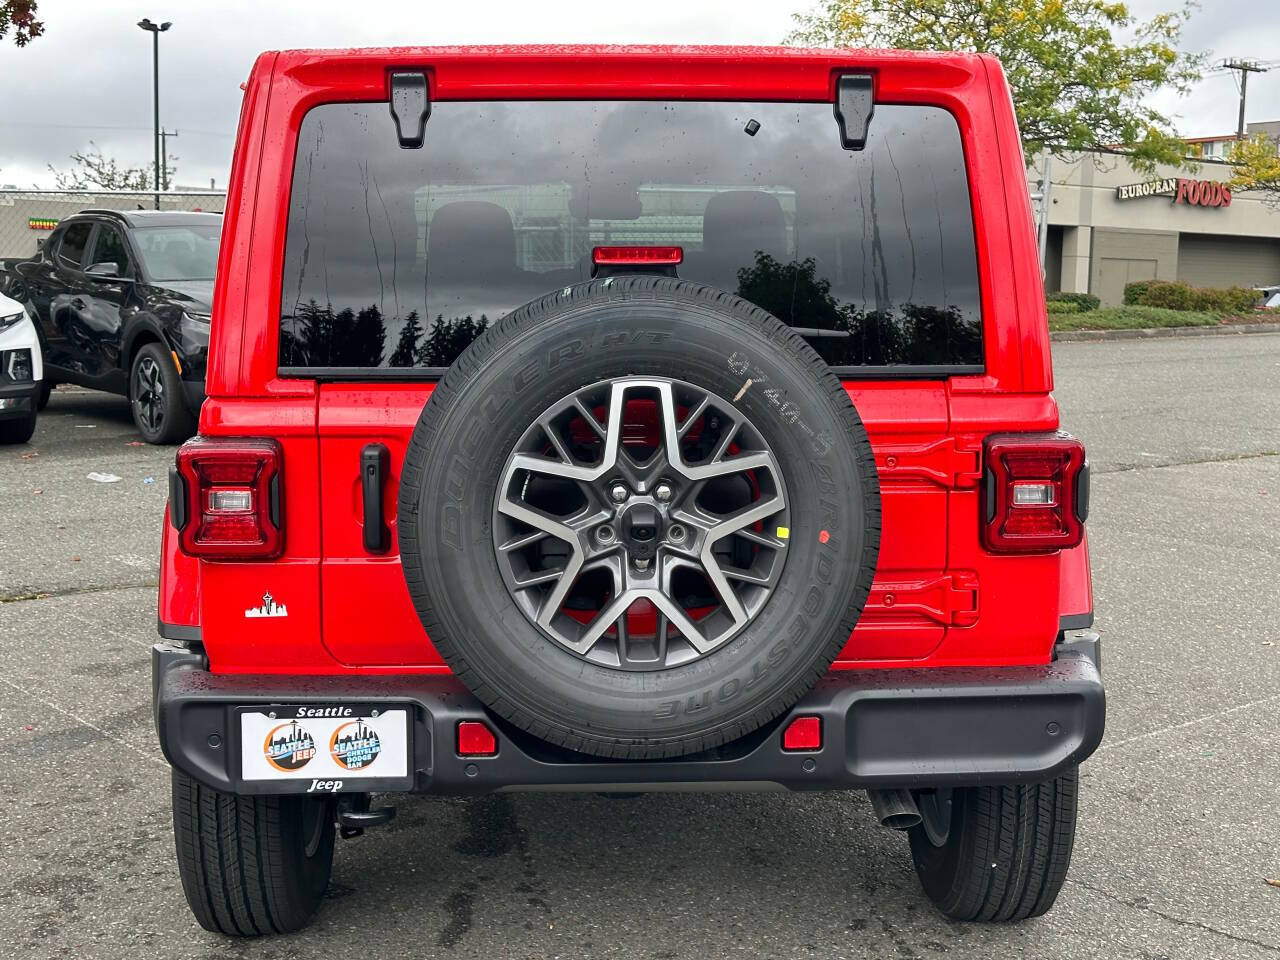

{"left": 336, "top": 794, "right": 396, "bottom": 839}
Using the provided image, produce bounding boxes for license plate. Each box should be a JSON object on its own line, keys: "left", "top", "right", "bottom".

{"left": 240, "top": 706, "right": 409, "bottom": 783}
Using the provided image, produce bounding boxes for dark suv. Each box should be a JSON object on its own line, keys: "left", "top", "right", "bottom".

{"left": 153, "top": 46, "right": 1104, "bottom": 936}
{"left": 0, "top": 209, "right": 221, "bottom": 443}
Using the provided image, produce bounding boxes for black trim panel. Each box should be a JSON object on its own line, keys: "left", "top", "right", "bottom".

{"left": 1056, "top": 628, "right": 1101, "bottom": 673}
{"left": 1059, "top": 612, "right": 1095, "bottom": 631}
{"left": 157, "top": 619, "right": 202, "bottom": 643}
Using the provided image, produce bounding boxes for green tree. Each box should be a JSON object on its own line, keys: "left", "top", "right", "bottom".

{"left": 786, "top": 0, "right": 1204, "bottom": 169}
{"left": 353, "top": 305, "right": 387, "bottom": 367}
{"left": 389, "top": 310, "right": 424, "bottom": 367}
{"left": 1, "top": 0, "right": 41, "bottom": 45}
{"left": 1229, "top": 134, "right": 1280, "bottom": 208}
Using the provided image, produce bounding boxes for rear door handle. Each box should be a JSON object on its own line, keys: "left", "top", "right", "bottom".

{"left": 360, "top": 443, "right": 391, "bottom": 554}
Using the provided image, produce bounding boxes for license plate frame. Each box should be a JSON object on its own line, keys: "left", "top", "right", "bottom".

{"left": 237, "top": 703, "right": 414, "bottom": 793}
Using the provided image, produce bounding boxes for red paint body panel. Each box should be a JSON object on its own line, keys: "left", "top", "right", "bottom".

{"left": 170, "top": 45, "right": 1092, "bottom": 677}
{"left": 1058, "top": 535, "right": 1094, "bottom": 620}
{"left": 157, "top": 507, "right": 200, "bottom": 628}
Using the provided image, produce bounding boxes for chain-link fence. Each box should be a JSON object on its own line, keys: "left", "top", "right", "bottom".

{"left": 0, "top": 190, "right": 226, "bottom": 259}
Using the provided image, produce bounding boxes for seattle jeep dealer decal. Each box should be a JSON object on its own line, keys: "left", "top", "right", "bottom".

{"left": 1116, "top": 177, "right": 1232, "bottom": 207}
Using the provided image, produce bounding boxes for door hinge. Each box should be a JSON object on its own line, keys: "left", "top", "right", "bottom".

{"left": 876, "top": 437, "right": 982, "bottom": 489}
{"left": 866, "top": 572, "right": 979, "bottom": 627}
{"left": 389, "top": 72, "right": 430, "bottom": 149}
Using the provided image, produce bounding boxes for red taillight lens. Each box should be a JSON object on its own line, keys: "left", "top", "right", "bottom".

{"left": 173, "top": 437, "right": 283, "bottom": 558}
{"left": 781, "top": 715, "right": 823, "bottom": 752}
{"left": 982, "top": 433, "right": 1087, "bottom": 553}
{"left": 457, "top": 721, "right": 497, "bottom": 756}
{"left": 592, "top": 245, "right": 683, "bottom": 266}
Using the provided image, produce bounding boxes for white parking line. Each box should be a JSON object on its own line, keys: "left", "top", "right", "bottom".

{"left": 1098, "top": 693, "right": 1280, "bottom": 752}
{"left": 0, "top": 674, "right": 166, "bottom": 768}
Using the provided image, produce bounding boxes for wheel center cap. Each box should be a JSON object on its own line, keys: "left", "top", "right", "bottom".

{"left": 619, "top": 502, "right": 661, "bottom": 561}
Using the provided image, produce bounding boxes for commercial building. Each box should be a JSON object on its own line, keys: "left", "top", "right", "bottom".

{"left": 1034, "top": 121, "right": 1280, "bottom": 305}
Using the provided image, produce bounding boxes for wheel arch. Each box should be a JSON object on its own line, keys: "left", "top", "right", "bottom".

{"left": 122, "top": 317, "right": 174, "bottom": 374}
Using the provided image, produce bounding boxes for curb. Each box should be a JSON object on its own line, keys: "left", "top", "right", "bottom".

{"left": 1050, "top": 321, "right": 1280, "bottom": 343}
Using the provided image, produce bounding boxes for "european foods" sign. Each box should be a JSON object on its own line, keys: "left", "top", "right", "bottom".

{"left": 1116, "top": 177, "right": 1232, "bottom": 208}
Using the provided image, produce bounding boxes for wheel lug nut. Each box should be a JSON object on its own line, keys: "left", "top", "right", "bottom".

{"left": 654, "top": 482, "right": 673, "bottom": 502}
{"left": 609, "top": 484, "right": 629, "bottom": 503}
{"left": 668, "top": 523, "right": 687, "bottom": 544}
{"left": 595, "top": 524, "right": 616, "bottom": 544}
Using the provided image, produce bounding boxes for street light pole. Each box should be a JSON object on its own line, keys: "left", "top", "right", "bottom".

{"left": 137, "top": 18, "right": 172, "bottom": 209}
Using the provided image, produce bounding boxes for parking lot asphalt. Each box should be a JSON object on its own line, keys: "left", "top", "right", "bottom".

{"left": 1, "top": 332, "right": 1278, "bottom": 959}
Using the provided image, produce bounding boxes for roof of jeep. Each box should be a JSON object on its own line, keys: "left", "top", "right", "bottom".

{"left": 268, "top": 43, "right": 985, "bottom": 67}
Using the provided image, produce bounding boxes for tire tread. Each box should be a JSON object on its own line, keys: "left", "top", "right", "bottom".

{"left": 910, "top": 768, "right": 1079, "bottom": 922}
{"left": 171, "top": 770, "right": 332, "bottom": 936}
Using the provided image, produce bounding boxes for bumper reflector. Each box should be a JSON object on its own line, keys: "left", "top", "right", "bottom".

{"left": 457, "top": 721, "right": 497, "bottom": 756}
{"left": 782, "top": 715, "right": 822, "bottom": 752}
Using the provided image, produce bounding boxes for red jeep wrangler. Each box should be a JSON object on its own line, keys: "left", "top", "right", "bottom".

{"left": 153, "top": 45, "right": 1103, "bottom": 935}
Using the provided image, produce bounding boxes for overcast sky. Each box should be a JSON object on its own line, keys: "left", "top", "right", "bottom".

{"left": 1, "top": 0, "right": 1276, "bottom": 190}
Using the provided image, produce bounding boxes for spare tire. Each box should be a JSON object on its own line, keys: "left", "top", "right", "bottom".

{"left": 398, "top": 277, "right": 880, "bottom": 758}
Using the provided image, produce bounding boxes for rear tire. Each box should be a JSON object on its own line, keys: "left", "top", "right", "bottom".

{"left": 171, "top": 770, "right": 335, "bottom": 936}
{"left": 130, "top": 342, "right": 196, "bottom": 445}
{"left": 908, "top": 768, "right": 1079, "bottom": 922}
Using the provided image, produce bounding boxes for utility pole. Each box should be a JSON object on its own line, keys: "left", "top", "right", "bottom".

{"left": 159, "top": 128, "right": 178, "bottom": 191}
{"left": 1032, "top": 154, "right": 1053, "bottom": 277}
{"left": 137, "top": 18, "right": 172, "bottom": 208}
{"left": 1221, "top": 59, "right": 1268, "bottom": 140}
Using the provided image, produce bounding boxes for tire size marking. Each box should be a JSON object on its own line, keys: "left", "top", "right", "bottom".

{"left": 727, "top": 351, "right": 832, "bottom": 457}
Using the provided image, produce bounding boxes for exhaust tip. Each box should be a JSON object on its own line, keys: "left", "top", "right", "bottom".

{"left": 867, "top": 788, "right": 922, "bottom": 831}
{"left": 880, "top": 809, "right": 923, "bottom": 830}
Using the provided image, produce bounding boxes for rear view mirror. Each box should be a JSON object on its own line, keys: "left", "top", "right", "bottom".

{"left": 86, "top": 262, "right": 128, "bottom": 280}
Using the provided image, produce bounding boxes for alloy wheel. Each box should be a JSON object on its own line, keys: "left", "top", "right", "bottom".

{"left": 492, "top": 377, "right": 790, "bottom": 670}
{"left": 133, "top": 355, "right": 166, "bottom": 434}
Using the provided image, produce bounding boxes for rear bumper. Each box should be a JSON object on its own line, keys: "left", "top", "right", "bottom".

{"left": 153, "top": 636, "right": 1105, "bottom": 796}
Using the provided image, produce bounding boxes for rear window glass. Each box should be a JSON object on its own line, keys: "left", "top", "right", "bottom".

{"left": 279, "top": 99, "right": 982, "bottom": 373}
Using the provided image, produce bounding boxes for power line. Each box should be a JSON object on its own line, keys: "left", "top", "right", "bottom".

{"left": 0, "top": 120, "right": 232, "bottom": 137}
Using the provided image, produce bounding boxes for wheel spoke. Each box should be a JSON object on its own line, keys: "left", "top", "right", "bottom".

{"left": 571, "top": 397, "right": 608, "bottom": 439}
{"left": 677, "top": 393, "right": 711, "bottom": 439}
{"left": 534, "top": 550, "right": 584, "bottom": 630}
{"left": 497, "top": 528, "right": 550, "bottom": 553}
{"left": 572, "top": 591, "right": 630, "bottom": 653}
{"left": 648, "top": 589, "right": 716, "bottom": 655}
{"left": 720, "top": 566, "right": 772, "bottom": 586}
{"left": 496, "top": 496, "right": 577, "bottom": 544}
{"left": 513, "top": 566, "right": 566, "bottom": 589}
{"left": 734, "top": 526, "right": 785, "bottom": 551}
{"left": 509, "top": 452, "right": 602, "bottom": 483}
{"left": 539, "top": 416, "right": 574, "bottom": 464}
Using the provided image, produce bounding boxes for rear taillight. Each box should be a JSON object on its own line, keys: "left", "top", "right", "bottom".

{"left": 172, "top": 437, "right": 283, "bottom": 558}
{"left": 982, "top": 433, "right": 1088, "bottom": 553}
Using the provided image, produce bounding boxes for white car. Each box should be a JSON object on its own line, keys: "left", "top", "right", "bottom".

{"left": 0, "top": 290, "right": 42, "bottom": 444}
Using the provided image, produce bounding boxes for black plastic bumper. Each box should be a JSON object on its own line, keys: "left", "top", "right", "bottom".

{"left": 153, "top": 637, "right": 1105, "bottom": 796}
{"left": 0, "top": 377, "right": 37, "bottom": 420}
